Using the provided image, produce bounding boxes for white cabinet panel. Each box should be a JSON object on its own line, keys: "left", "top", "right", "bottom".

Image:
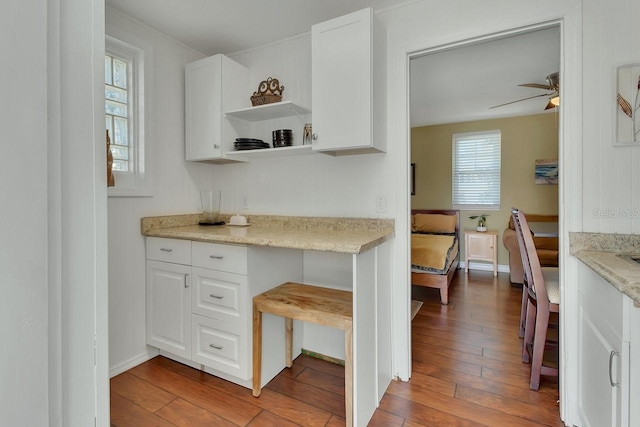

{"left": 311, "top": 8, "right": 386, "bottom": 154}
{"left": 578, "top": 265, "right": 629, "bottom": 427}
{"left": 192, "top": 241, "right": 248, "bottom": 274}
{"left": 191, "top": 314, "right": 249, "bottom": 379}
{"left": 146, "top": 260, "right": 191, "bottom": 359}
{"left": 191, "top": 266, "right": 247, "bottom": 325}
{"left": 185, "top": 54, "right": 249, "bottom": 162}
{"left": 146, "top": 237, "right": 191, "bottom": 265}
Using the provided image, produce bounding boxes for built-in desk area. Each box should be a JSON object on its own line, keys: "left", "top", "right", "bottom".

{"left": 141, "top": 213, "right": 394, "bottom": 426}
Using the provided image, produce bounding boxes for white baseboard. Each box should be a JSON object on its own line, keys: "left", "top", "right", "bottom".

{"left": 109, "top": 347, "right": 159, "bottom": 378}
{"left": 459, "top": 261, "right": 510, "bottom": 274}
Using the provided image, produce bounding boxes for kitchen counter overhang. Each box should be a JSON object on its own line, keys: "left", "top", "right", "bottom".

{"left": 570, "top": 232, "right": 640, "bottom": 305}
{"left": 141, "top": 213, "right": 395, "bottom": 254}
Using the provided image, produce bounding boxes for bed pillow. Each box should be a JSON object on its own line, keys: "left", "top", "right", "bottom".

{"left": 413, "top": 213, "right": 457, "bottom": 234}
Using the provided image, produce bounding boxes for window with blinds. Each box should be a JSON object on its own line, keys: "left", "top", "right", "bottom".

{"left": 452, "top": 131, "right": 501, "bottom": 210}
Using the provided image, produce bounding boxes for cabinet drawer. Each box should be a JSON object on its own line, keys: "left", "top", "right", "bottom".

{"left": 146, "top": 237, "right": 191, "bottom": 265}
{"left": 191, "top": 314, "right": 249, "bottom": 379}
{"left": 192, "top": 267, "right": 248, "bottom": 325}
{"left": 192, "top": 241, "right": 247, "bottom": 274}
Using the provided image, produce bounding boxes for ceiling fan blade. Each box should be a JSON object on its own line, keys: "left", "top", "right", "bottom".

{"left": 518, "top": 83, "right": 553, "bottom": 90}
{"left": 489, "top": 93, "right": 552, "bottom": 109}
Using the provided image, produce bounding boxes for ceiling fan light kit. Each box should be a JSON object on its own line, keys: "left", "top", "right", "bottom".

{"left": 490, "top": 72, "right": 560, "bottom": 110}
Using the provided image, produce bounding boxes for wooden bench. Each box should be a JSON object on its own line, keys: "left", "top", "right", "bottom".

{"left": 252, "top": 282, "right": 353, "bottom": 425}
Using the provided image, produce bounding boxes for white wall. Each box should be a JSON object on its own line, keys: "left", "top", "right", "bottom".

{"left": 1, "top": 2, "right": 49, "bottom": 425}
{"left": 376, "top": 1, "right": 582, "bottom": 425}
{"left": 106, "top": 7, "right": 216, "bottom": 375}
{"left": 582, "top": 0, "right": 640, "bottom": 233}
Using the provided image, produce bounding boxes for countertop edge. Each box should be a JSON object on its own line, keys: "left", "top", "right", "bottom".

{"left": 570, "top": 232, "right": 640, "bottom": 305}
{"left": 142, "top": 214, "right": 395, "bottom": 254}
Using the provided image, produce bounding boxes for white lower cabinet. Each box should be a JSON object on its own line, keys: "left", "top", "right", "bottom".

{"left": 146, "top": 260, "right": 192, "bottom": 359}
{"left": 577, "top": 265, "right": 636, "bottom": 427}
{"left": 146, "top": 237, "right": 302, "bottom": 388}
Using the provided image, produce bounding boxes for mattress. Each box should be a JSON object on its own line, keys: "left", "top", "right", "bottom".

{"left": 411, "top": 233, "right": 458, "bottom": 274}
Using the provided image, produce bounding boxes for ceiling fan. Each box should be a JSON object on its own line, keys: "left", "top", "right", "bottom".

{"left": 490, "top": 72, "right": 560, "bottom": 110}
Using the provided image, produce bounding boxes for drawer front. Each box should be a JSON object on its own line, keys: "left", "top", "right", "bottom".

{"left": 192, "top": 241, "right": 247, "bottom": 274}
{"left": 192, "top": 267, "right": 248, "bottom": 325}
{"left": 191, "top": 314, "right": 249, "bottom": 379}
{"left": 146, "top": 237, "right": 191, "bottom": 265}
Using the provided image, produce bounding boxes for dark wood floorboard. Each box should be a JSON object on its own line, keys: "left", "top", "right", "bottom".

{"left": 110, "top": 270, "right": 562, "bottom": 426}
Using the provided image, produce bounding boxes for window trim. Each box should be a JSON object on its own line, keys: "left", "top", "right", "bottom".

{"left": 451, "top": 130, "right": 501, "bottom": 211}
{"left": 105, "top": 28, "right": 153, "bottom": 197}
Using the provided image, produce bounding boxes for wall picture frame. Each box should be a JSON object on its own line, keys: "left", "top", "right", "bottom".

{"left": 535, "top": 159, "right": 558, "bottom": 185}
{"left": 615, "top": 63, "right": 640, "bottom": 146}
{"left": 411, "top": 163, "right": 416, "bottom": 195}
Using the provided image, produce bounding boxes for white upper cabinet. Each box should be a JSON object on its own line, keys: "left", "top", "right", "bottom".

{"left": 311, "top": 8, "right": 387, "bottom": 154}
{"left": 185, "top": 55, "right": 249, "bottom": 162}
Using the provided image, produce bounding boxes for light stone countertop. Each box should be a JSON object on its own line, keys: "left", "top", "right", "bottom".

{"left": 141, "top": 213, "right": 395, "bottom": 254}
{"left": 570, "top": 232, "right": 640, "bottom": 305}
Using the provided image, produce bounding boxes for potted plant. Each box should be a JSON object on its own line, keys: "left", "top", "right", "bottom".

{"left": 469, "top": 214, "right": 489, "bottom": 232}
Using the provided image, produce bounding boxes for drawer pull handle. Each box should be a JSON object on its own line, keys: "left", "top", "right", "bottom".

{"left": 209, "top": 255, "right": 224, "bottom": 260}
{"left": 609, "top": 351, "right": 620, "bottom": 387}
{"left": 209, "top": 294, "right": 223, "bottom": 299}
{"left": 209, "top": 344, "right": 223, "bottom": 350}
{"left": 160, "top": 248, "right": 173, "bottom": 252}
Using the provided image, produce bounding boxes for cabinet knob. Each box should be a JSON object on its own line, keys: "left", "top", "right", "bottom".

{"left": 160, "top": 248, "right": 173, "bottom": 252}
{"left": 209, "top": 294, "right": 223, "bottom": 299}
{"left": 209, "top": 343, "right": 223, "bottom": 350}
{"left": 214, "top": 144, "right": 220, "bottom": 149}
{"left": 312, "top": 133, "right": 318, "bottom": 140}
{"left": 209, "top": 255, "right": 224, "bottom": 260}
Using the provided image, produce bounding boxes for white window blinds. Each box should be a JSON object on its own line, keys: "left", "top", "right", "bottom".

{"left": 452, "top": 131, "right": 501, "bottom": 210}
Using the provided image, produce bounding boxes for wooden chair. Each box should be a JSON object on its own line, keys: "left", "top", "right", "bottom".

{"left": 511, "top": 208, "right": 560, "bottom": 390}
{"left": 252, "top": 282, "right": 353, "bottom": 425}
{"left": 511, "top": 208, "right": 559, "bottom": 339}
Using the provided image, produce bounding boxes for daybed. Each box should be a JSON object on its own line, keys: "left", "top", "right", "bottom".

{"left": 502, "top": 213, "right": 558, "bottom": 284}
{"left": 411, "top": 210, "right": 460, "bottom": 304}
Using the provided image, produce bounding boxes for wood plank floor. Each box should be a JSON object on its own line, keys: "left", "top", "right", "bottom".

{"left": 110, "top": 270, "right": 562, "bottom": 426}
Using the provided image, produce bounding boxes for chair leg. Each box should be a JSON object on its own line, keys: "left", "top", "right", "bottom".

{"left": 530, "top": 305, "right": 551, "bottom": 390}
{"left": 519, "top": 282, "right": 528, "bottom": 338}
{"left": 252, "top": 305, "right": 263, "bottom": 397}
{"left": 523, "top": 298, "right": 536, "bottom": 363}
{"left": 285, "top": 317, "right": 293, "bottom": 368}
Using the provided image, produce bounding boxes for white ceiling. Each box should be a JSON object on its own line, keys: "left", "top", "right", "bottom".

{"left": 105, "top": 0, "right": 412, "bottom": 56}
{"left": 105, "top": 1, "right": 560, "bottom": 127}
{"left": 410, "top": 26, "right": 561, "bottom": 126}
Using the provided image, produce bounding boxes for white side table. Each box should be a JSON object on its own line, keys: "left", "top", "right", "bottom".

{"left": 464, "top": 229, "right": 498, "bottom": 276}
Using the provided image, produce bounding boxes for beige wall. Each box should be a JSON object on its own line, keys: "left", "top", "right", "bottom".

{"left": 411, "top": 112, "right": 559, "bottom": 267}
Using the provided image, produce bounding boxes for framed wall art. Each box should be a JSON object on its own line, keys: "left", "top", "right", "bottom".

{"left": 535, "top": 159, "right": 558, "bottom": 185}
{"left": 616, "top": 63, "right": 640, "bottom": 146}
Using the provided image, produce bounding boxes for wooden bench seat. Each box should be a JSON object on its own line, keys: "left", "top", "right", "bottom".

{"left": 252, "top": 282, "right": 353, "bottom": 425}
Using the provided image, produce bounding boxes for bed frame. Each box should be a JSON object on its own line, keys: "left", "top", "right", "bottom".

{"left": 411, "top": 209, "right": 460, "bottom": 305}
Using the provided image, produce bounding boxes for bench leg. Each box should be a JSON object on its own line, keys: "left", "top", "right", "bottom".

{"left": 344, "top": 318, "right": 353, "bottom": 427}
{"left": 252, "top": 304, "right": 262, "bottom": 397}
{"left": 285, "top": 317, "right": 293, "bottom": 368}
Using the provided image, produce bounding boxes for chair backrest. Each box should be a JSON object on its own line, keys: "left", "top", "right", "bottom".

{"left": 511, "top": 208, "right": 550, "bottom": 304}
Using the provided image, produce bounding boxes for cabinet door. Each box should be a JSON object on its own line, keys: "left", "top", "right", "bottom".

{"left": 146, "top": 260, "right": 191, "bottom": 359}
{"left": 185, "top": 55, "right": 224, "bottom": 160}
{"left": 578, "top": 266, "right": 627, "bottom": 427}
{"left": 312, "top": 8, "right": 385, "bottom": 153}
{"left": 185, "top": 55, "right": 249, "bottom": 161}
{"left": 467, "top": 234, "right": 493, "bottom": 260}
